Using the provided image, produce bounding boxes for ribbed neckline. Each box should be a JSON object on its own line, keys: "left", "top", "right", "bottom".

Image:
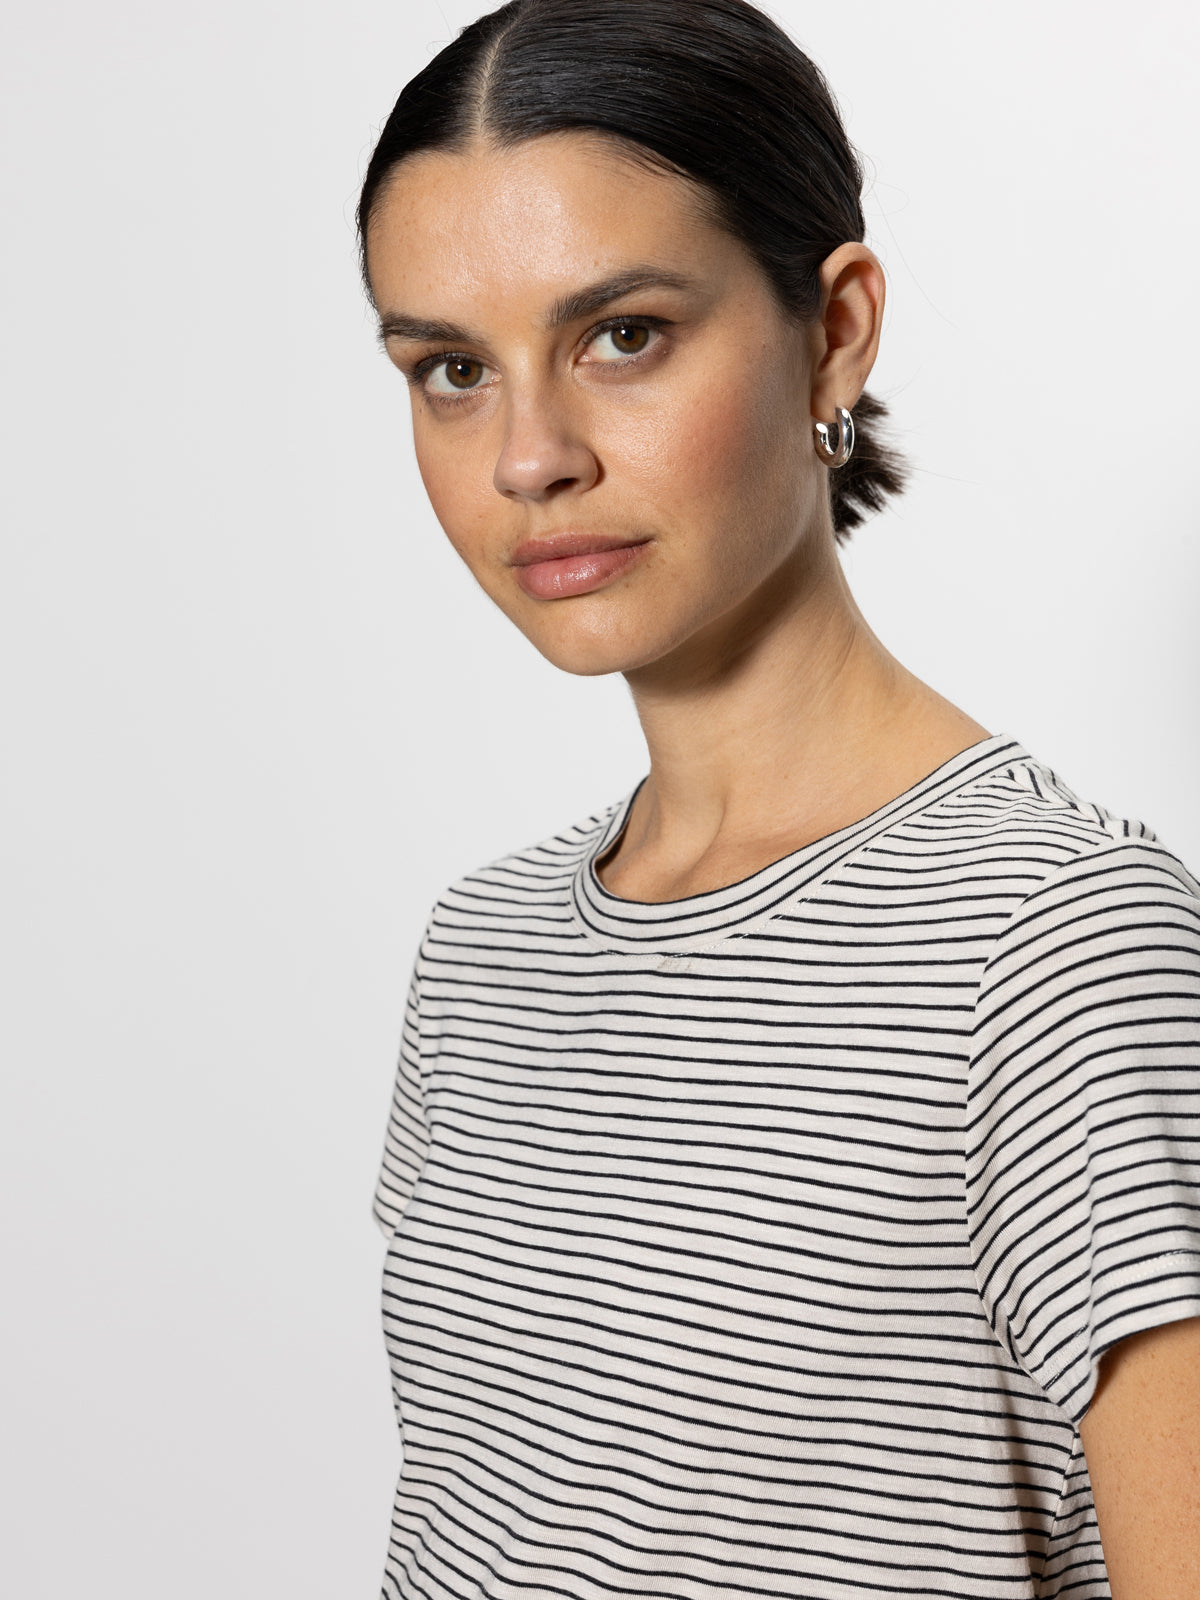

{"left": 569, "top": 733, "right": 1030, "bottom": 953}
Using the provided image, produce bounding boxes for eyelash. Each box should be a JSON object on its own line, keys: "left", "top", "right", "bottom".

{"left": 407, "top": 315, "right": 671, "bottom": 408}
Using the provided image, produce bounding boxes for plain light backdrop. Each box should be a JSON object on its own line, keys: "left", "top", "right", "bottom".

{"left": 2, "top": 2, "right": 1197, "bottom": 1594}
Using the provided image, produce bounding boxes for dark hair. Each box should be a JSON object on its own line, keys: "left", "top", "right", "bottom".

{"left": 356, "top": 0, "right": 907, "bottom": 539}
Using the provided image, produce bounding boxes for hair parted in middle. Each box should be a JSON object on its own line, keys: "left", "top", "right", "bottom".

{"left": 357, "top": 0, "right": 908, "bottom": 539}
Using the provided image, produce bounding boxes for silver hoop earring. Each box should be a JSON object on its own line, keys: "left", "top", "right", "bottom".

{"left": 813, "top": 406, "right": 855, "bottom": 469}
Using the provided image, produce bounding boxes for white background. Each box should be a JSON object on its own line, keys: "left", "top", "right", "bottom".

{"left": 3, "top": 2, "right": 1197, "bottom": 1594}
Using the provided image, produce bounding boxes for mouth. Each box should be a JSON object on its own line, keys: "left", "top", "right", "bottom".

{"left": 509, "top": 533, "right": 654, "bottom": 601}
{"left": 509, "top": 531, "right": 652, "bottom": 567}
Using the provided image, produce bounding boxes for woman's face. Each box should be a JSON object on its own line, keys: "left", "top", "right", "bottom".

{"left": 367, "top": 132, "right": 832, "bottom": 679}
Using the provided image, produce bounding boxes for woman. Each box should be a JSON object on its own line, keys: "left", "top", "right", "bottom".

{"left": 358, "top": 2, "right": 1200, "bottom": 1595}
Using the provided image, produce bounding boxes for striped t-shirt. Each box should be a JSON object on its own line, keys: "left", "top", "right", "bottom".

{"left": 373, "top": 734, "right": 1200, "bottom": 1600}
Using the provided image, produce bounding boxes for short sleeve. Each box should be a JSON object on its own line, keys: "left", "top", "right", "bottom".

{"left": 372, "top": 913, "right": 434, "bottom": 1239}
{"left": 966, "top": 838, "right": 1200, "bottom": 1423}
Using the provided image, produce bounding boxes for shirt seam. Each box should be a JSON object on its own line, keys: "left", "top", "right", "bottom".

{"left": 569, "top": 741, "right": 1035, "bottom": 955}
{"left": 963, "top": 833, "right": 1196, "bottom": 1405}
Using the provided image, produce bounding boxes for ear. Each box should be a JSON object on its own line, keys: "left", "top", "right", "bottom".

{"left": 808, "top": 243, "right": 886, "bottom": 422}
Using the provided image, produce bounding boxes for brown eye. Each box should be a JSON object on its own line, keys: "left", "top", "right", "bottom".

{"left": 610, "top": 324, "right": 650, "bottom": 354}
{"left": 444, "top": 358, "right": 484, "bottom": 389}
{"left": 423, "top": 355, "right": 491, "bottom": 398}
{"left": 587, "top": 322, "right": 659, "bottom": 365}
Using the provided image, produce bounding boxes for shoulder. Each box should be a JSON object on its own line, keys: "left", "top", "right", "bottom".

{"left": 420, "top": 790, "right": 630, "bottom": 940}
{"left": 961, "top": 759, "right": 1200, "bottom": 1419}
{"left": 963, "top": 755, "right": 1200, "bottom": 1085}
{"left": 944, "top": 749, "right": 1200, "bottom": 908}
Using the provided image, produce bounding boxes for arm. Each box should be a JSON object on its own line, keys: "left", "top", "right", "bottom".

{"left": 966, "top": 839, "right": 1200, "bottom": 1421}
{"left": 373, "top": 912, "right": 435, "bottom": 1237}
{"left": 1080, "top": 1315, "right": 1200, "bottom": 1599}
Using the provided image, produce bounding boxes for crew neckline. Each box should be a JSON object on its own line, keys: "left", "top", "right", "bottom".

{"left": 568, "top": 733, "right": 1031, "bottom": 954}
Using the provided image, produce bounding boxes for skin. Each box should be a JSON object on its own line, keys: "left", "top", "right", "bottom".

{"left": 1081, "top": 1317, "right": 1200, "bottom": 1598}
{"left": 367, "top": 132, "right": 986, "bottom": 898}
{"left": 365, "top": 130, "right": 1200, "bottom": 1591}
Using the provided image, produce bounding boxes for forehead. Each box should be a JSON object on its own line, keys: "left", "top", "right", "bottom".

{"left": 366, "top": 132, "right": 736, "bottom": 312}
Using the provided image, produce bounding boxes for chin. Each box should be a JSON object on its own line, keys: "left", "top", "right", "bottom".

{"left": 518, "top": 606, "right": 689, "bottom": 679}
{"left": 526, "top": 632, "right": 653, "bottom": 679}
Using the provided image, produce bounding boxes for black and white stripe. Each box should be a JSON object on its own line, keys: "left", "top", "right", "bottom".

{"left": 374, "top": 734, "right": 1200, "bottom": 1599}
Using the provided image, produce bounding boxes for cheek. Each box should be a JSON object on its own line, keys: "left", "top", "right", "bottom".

{"left": 619, "top": 356, "right": 808, "bottom": 541}
{"left": 413, "top": 419, "right": 499, "bottom": 565}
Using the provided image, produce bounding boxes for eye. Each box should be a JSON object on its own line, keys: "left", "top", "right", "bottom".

{"left": 586, "top": 322, "right": 658, "bottom": 363}
{"left": 423, "top": 356, "right": 492, "bottom": 396}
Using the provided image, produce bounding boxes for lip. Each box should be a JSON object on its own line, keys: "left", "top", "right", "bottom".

{"left": 511, "top": 537, "right": 653, "bottom": 600}
{"left": 510, "top": 531, "right": 651, "bottom": 567}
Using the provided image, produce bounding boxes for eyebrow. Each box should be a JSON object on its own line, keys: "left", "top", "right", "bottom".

{"left": 375, "top": 266, "right": 697, "bottom": 349}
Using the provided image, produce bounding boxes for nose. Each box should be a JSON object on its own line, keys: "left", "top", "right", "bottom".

{"left": 492, "top": 387, "right": 599, "bottom": 503}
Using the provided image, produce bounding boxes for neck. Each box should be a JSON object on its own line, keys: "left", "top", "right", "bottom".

{"left": 607, "top": 531, "right": 988, "bottom": 898}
